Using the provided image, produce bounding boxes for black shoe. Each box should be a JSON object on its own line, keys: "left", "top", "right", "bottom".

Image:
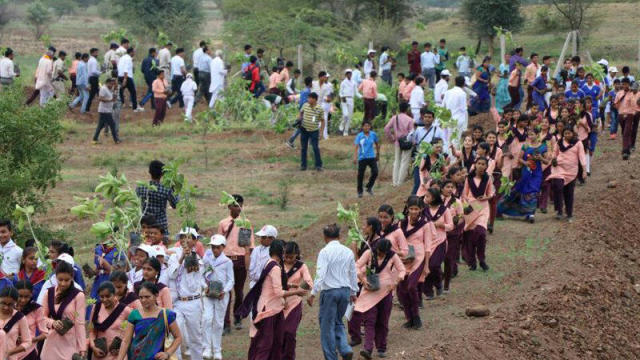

{"left": 487, "top": 224, "right": 493, "bottom": 234}
{"left": 469, "top": 264, "right": 477, "bottom": 271}
{"left": 443, "top": 285, "right": 450, "bottom": 293}
{"left": 480, "top": 261, "right": 489, "bottom": 271}
{"left": 366, "top": 188, "right": 374, "bottom": 196}
{"left": 402, "top": 317, "right": 414, "bottom": 328}
{"left": 540, "top": 208, "right": 547, "bottom": 214}
{"left": 357, "top": 193, "right": 363, "bottom": 198}
{"left": 632, "top": 147, "right": 636, "bottom": 153}
{"left": 419, "top": 301, "right": 424, "bottom": 309}
{"left": 300, "top": 167, "right": 307, "bottom": 171}
{"left": 425, "top": 294, "right": 435, "bottom": 300}
{"left": 359, "top": 350, "right": 372, "bottom": 360}
{"left": 453, "top": 268, "right": 458, "bottom": 277}
{"left": 412, "top": 316, "right": 423, "bottom": 329}
{"left": 623, "top": 153, "right": 630, "bottom": 160}
{"left": 436, "top": 287, "right": 443, "bottom": 296}
{"left": 316, "top": 167, "right": 323, "bottom": 172}
{"left": 587, "top": 171, "right": 591, "bottom": 177}
{"left": 234, "top": 319, "right": 242, "bottom": 330}
{"left": 222, "top": 326, "right": 231, "bottom": 336}
{"left": 378, "top": 351, "right": 387, "bottom": 358}
{"left": 343, "top": 352, "right": 353, "bottom": 360}
{"left": 349, "top": 339, "right": 361, "bottom": 347}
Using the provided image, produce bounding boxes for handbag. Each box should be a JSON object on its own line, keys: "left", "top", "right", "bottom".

{"left": 394, "top": 115, "right": 413, "bottom": 151}
{"left": 162, "top": 309, "right": 173, "bottom": 350}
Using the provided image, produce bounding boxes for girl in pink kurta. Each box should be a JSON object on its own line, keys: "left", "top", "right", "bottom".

{"left": 451, "top": 135, "right": 475, "bottom": 172}
{"left": 422, "top": 188, "right": 454, "bottom": 299}
{"left": 15, "top": 281, "right": 48, "bottom": 360}
{"left": 377, "top": 205, "right": 409, "bottom": 258}
{"left": 442, "top": 180, "right": 465, "bottom": 292}
{"left": 133, "top": 258, "right": 172, "bottom": 309}
{"left": 354, "top": 239, "right": 405, "bottom": 359}
{"left": 538, "top": 117, "right": 556, "bottom": 213}
{"left": 110, "top": 271, "right": 142, "bottom": 310}
{"left": 0, "top": 287, "right": 32, "bottom": 360}
{"left": 462, "top": 157, "right": 495, "bottom": 271}
{"left": 548, "top": 128, "right": 586, "bottom": 221}
{"left": 486, "top": 131, "right": 504, "bottom": 233}
{"left": 398, "top": 196, "right": 436, "bottom": 330}
{"left": 41, "top": 261, "right": 87, "bottom": 360}
{"left": 416, "top": 139, "right": 448, "bottom": 197}
{"left": 282, "top": 242, "right": 313, "bottom": 360}
{"left": 501, "top": 117, "right": 529, "bottom": 180}
{"left": 88, "top": 282, "right": 132, "bottom": 360}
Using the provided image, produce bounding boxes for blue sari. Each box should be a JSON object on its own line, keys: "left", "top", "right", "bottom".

{"left": 90, "top": 245, "right": 123, "bottom": 299}
{"left": 127, "top": 308, "right": 176, "bottom": 360}
{"left": 498, "top": 143, "right": 547, "bottom": 217}
{"left": 496, "top": 64, "right": 511, "bottom": 113}
{"left": 470, "top": 66, "right": 491, "bottom": 113}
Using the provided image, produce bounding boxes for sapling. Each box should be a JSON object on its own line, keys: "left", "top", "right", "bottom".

{"left": 219, "top": 191, "right": 252, "bottom": 246}
{"left": 13, "top": 204, "right": 52, "bottom": 276}
{"left": 498, "top": 176, "right": 516, "bottom": 196}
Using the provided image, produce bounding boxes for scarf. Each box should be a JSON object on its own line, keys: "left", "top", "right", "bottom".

{"left": 558, "top": 139, "right": 577, "bottom": 152}
{"left": 380, "top": 223, "right": 398, "bottom": 237}
{"left": 18, "top": 268, "right": 46, "bottom": 285}
{"left": 489, "top": 144, "right": 498, "bottom": 160}
{"left": 235, "top": 261, "right": 279, "bottom": 320}
{"left": 370, "top": 251, "right": 395, "bottom": 274}
{"left": 467, "top": 171, "right": 490, "bottom": 198}
{"left": 359, "top": 235, "right": 381, "bottom": 258}
{"left": 120, "top": 292, "right": 138, "bottom": 306}
{"left": 46, "top": 286, "right": 81, "bottom": 320}
{"left": 2, "top": 311, "right": 25, "bottom": 333}
{"left": 285, "top": 260, "right": 304, "bottom": 279}
{"left": 506, "top": 127, "right": 528, "bottom": 146}
{"left": 461, "top": 149, "right": 475, "bottom": 171}
{"left": 400, "top": 216, "right": 427, "bottom": 239}
{"left": 424, "top": 205, "right": 447, "bottom": 223}
{"left": 92, "top": 302, "right": 127, "bottom": 332}
{"left": 20, "top": 301, "right": 41, "bottom": 316}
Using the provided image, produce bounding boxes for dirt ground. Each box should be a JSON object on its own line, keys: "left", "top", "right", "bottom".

{"left": 43, "top": 102, "right": 640, "bottom": 360}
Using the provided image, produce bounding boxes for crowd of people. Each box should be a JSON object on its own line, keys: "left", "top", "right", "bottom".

{"left": 0, "top": 31, "right": 639, "bottom": 360}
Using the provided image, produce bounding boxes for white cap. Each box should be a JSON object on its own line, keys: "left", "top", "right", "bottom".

{"left": 367, "top": 49, "right": 376, "bottom": 54}
{"left": 57, "top": 253, "right": 74, "bottom": 266}
{"left": 209, "top": 234, "right": 226, "bottom": 246}
{"left": 178, "top": 227, "right": 199, "bottom": 238}
{"left": 609, "top": 66, "right": 618, "bottom": 73}
{"left": 186, "top": 73, "right": 193, "bottom": 79}
{"left": 153, "top": 245, "right": 166, "bottom": 257}
{"left": 255, "top": 225, "right": 278, "bottom": 238}
{"left": 345, "top": 68, "right": 353, "bottom": 74}
{"left": 440, "top": 69, "right": 451, "bottom": 77}
{"left": 136, "top": 244, "right": 155, "bottom": 257}
{"left": 597, "top": 59, "right": 609, "bottom": 66}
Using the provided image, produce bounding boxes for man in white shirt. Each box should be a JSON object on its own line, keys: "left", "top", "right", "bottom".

{"left": 0, "top": 48, "right": 17, "bottom": 87}
{"left": 339, "top": 69, "right": 356, "bottom": 136}
{"left": 307, "top": 224, "right": 357, "bottom": 360}
{"left": 158, "top": 42, "right": 173, "bottom": 76}
{"left": 117, "top": 47, "right": 142, "bottom": 111}
{"left": 192, "top": 40, "right": 206, "bottom": 86}
{"left": 420, "top": 42, "right": 440, "bottom": 89}
{"left": 103, "top": 43, "right": 119, "bottom": 77}
{"left": 35, "top": 47, "right": 56, "bottom": 106}
{"left": 246, "top": 225, "right": 277, "bottom": 289}
{"left": 409, "top": 76, "right": 426, "bottom": 124}
{"left": 209, "top": 50, "right": 228, "bottom": 109}
{"left": 196, "top": 47, "right": 212, "bottom": 103}
{"left": 169, "top": 48, "right": 187, "bottom": 108}
{"left": 443, "top": 76, "right": 469, "bottom": 147}
{"left": 352, "top": 63, "right": 363, "bottom": 90}
{"left": 313, "top": 71, "right": 333, "bottom": 139}
{"left": 455, "top": 46, "right": 471, "bottom": 78}
{"left": 0, "top": 220, "right": 22, "bottom": 276}
{"left": 379, "top": 47, "right": 392, "bottom": 86}
{"left": 408, "top": 109, "right": 446, "bottom": 195}
{"left": 51, "top": 50, "right": 68, "bottom": 97}
{"left": 180, "top": 73, "right": 197, "bottom": 121}
{"left": 363, "top": 49, "right": 376, "bottom": 79}
{"left": 85, "top": 48, "right": 101, "bottom": 112}
{"left": 115, "top": 38, "right": 129, "bottom": 61}
{"left": 434, "top": 69, "right": 450, "bottom": 107}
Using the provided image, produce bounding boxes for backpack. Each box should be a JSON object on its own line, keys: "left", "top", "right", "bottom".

{"left": 243, "top": 64, "right": 255, "bottom": 81}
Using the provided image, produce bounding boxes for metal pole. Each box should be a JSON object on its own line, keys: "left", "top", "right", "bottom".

{"left": 554, "top": 31, "right": 573, "bottom": 78}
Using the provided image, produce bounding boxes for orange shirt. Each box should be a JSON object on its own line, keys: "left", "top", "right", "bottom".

{"left": 358, "top": 78, "right": 378, "bottom": 99}
{"left": 402, "top": 82, "right": 415, "bottom": 101}
{"left": 615, "top": 90, "right": 637, "bottom": 115}
{"left": 279, "top": 68, "right": 290, "bottom": 85}
{"left": 69, "top": 60, "right": 79, "bottom": 75}
{"left": 152, "top": 78, "right": 169, "bottom": 99}
{"left": 218, "top": 216, "right": 255, "bottom": 257}
{"left": 509, "top": 69, "right": 520, "bottom": 87}
{"left": 250, "top": 260, "right": 285, "bottom": 337}
{"left": 354, "top": 250, "right": 405, "bottom": 313}
{"left": 268, "top": 72, "right": 280, "bottom": 89}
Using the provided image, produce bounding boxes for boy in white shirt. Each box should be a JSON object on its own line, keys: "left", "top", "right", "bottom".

{"left": 180, "top": 73, "right": 198, "bottom": 121}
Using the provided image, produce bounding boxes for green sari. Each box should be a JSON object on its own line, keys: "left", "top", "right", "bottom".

{"left": 127, "top": 308, "right": 176, "bottom": 360}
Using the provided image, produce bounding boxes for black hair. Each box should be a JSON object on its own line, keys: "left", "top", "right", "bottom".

{"left": 257, "top": 48, "right": 264, "bottom": 54}
{"left": 59, "top": 51, "right": 67, "bottom": 57}
{"left": 613, "top": 79, "right": 620, "bottom": 84}
{"left": 149, "top": 47, "right": 157, "bottom": 55}
{"left": 244, "top": 44, "right": 252, "bottom": 51}
{"left": 50, "top": 240, "right": 74, "bottom": 257}
{"left": 148, "top": 223, "right": 163, "bottom": 232}
{"left": 477, "top": 142, "right": 490, "bottom": 153}
{"left": 20, "top": 247, "right": 38, "bottom": 271}
{"left": 199, "top": 40, "right": 207, "bottom": 47}
{"left": 530, "top": 53, "right": 538, "bottom": 59}
{"left": 0, "top": 219, "right": 12, "bottom": 231}
{"left": 622, "top": 66, "right": 630, "bottom": 73}
{"left": 149, "top": 160, "right": 165, "bottom": 179}
{"left": 175, "top": 48, "right": 184, "bottom": 54}
{"left": 143, "top": 257, "right": 162, "bottom": 281}
{"left": 75, "top": 52, "right": 81, "bottom": 59}
{"left": 109, "top": 43, "right": 118, "bottom": 49}
{"left": 460, "top": 46, "right": 466, "bottom": 51}
{"left": 399, "top": 102, "right": 410, "bottom": 113}
{"left": 97, "top": 281, "right": 116, "bottom": 295}
{"left": 406, "top": 195, "right": 423, "bottom": 209}
{"left": 14, "top": 280, "right": 33, "bottom": 292}
{"left": 323, "top": 223, "right": 340, "bottom": 238}
{"left": 249, "top": 55, "right": 257, "bottom": 63}
{"left": 414, "top": 77, "right": 424, "bottom": 85}
{"left": 318, "top": 71, "right": 327, "bottom": 78}
{"left": 89, "top": 48, "right": 98, "bottom": 54}
{"left": 121, "top": 38, "right": 129, "bottom": 45}
{"left": 472, "top": 124, "right": 484, "bottom": 133}
{"left": 621, "top": 78, "right": 631, "bottom": 84}
{"left": 0, "top": 287, "right": 18, "bottom": 301}
{"left": 424, "top": 42, "right": 432, "bottom": 48}
{"left": 81, "top": 53, "right": 89, "bottom": 60}
{"left": 54, "top": 261, "right": 76, "bottom": 303}
{"left": 430, "top": 137, "right": 443, "bottom": 146}
{"left": 455, "top": 76, "right": 465, "bottom": 87}
{"left": 366, "top": 217, "right": 382, "bottom": 240}
{"left": 272, "top": 66, "right": 279, "bottom": 72}
{"left": 397, "top": 72, "right": 405, "bottom": 78}
{"left": 140, "top": 214, "right": 157, "bottom": 226}
{"left": 486, "top": 130, "right": 498, "bottom": 137}
{"left": 475, "top": 156, "right": 489, "bottom": 165}
{"left": 421, "top": 108, "right": 434, "bottom": 117}
{"left": 441, "top": 179, "right": 455, "bottom": 189}
{"left": 286, "top": 61, "right": 294, "bottom": 67}
{"left": 308, "top": 92, "right": 319, "bottom": 100}
{"left": 126, "top": 48, "right": 134, "bottom": 55}
{"left": 542, "top": 55, "right": 552, "bottom": 61}
{"left": 4, "top": 48, "right": 13, "bottom": 56}
{"left": 231, "top": 194, "right": 244, "bottom": 205}
{"left": 375, "top": 238, "right": 392, "bottom": 254}
{"left": 138, "top": 281, "right": 159, "bottom": 296}
{"left": 109, "top": 271, "right": 128, "bottom": 284}
{"left": 369, "top": 71, "right": 377, "bottom": 78}
{"left": 378, "top": 204, "right": 395, "bottom": 218}
{"left": 426, "top": 188, "right": 443, "bottom": 206}
{"left": 269, "top": 240, "right": 285, "bottom": 260}
{"left": 304, "top": 76, "right": 313, "bottom": 87}
{"left": 284, "top": 241, "right": 301, "bottom": 259}
{"left": 447, "top": 166, "right": 461, "bottom": 178}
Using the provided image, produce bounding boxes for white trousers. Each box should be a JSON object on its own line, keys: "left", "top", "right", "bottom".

{"left": 322, "top": 102, "right": 331, "bottom": 139}
{"left": 209, "top": 87, "right": 222, "bottom": 109}
{"left": 340, "top": 98, "right": 354, "bottom": 135}
{"left": 411, "top": 107, "right": 421, "bottom": 124}
{"left": 184, "top": 96, "right": 194, "bottom": 121}
{"left": 202, "top": 293, "right": 230, "bottom": 357}
{"left": 393, "top": 146, "right": 412, "bottom": 186}
{"left": 40, "top": 87, "right": 54, "bottom": 106}
{"left": 175, "top": 298, "right": 204, "bottom": 360}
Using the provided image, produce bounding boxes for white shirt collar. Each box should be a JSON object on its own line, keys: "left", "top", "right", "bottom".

{"left": 0, "top": 239, "right": 16, "bottom": 249}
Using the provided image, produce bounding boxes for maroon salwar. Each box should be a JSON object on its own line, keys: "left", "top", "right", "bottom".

{"left": 363, "top": 98, "right": 376, "bottom": 121}
{"left": 397, "top": 261, "right": 424, "bottom": 321}
{"left": 281, "top": 303, "right": 303, "bottom": 360}
{"left": 489, "top": 176, "right": 502, "bottom": 227}
{"left": 225, "top": 256, "right": 247, "bottom": 327}
{"left": 248, "top": 311, "right": 285, "bottom": 360}
{"left": 444, "top": 223, "right": 464, "bottom": 289}
{"left": 362, "top": 293, "right": 393, "bottom": 353}
{"left": 551, "top": 179, "right": 575, "bottom": 217}
{"left": 348, "top": 308, "right": 364, "bottom": 344}
{"left": 423, "top": 242, "right": 446, "bottom": 297}
{"left": 153, "top": 98, "right": 167, "bottom": 125}
{"left": 620, "top": 114, "right": 636, "bottom": 154}
{"left": 632, "top": 112, "right": 640, "bottom": 150}
{"left": 463, "top": 226, "right": 487, "bottom": 267}
{"left": 538, "top": 167, "right": 552, "bottom": 210}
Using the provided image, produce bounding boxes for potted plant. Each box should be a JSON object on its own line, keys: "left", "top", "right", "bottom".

{"left": 93, "top": 337, "right": 108, "bottom": 355}
{"left": 108, "top": 336, "right": 122, "bottom": 354}
{"left": 405, "top": 245, "right": 416, "bottom": 262}
{"left": 219, "top": 191, "right": 252, "bottom": 247}
{"left": 365, "top": 267, "right": 381, "bottom": 291}
{"left": 205, "top": 280, "right": 224, "bottom": 298}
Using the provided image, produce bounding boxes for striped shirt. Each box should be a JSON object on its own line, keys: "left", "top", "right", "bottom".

{"left": 300, "top": 102, "right": 323, "bottom": 132}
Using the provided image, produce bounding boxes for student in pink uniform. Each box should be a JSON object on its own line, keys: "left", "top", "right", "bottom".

{"left": 548, "top": 127, "right": 586, "bottom": 222}
{"left": 451, "top": 135, "right": 475, "bottom": 172}
{"left": 282, "top": 242, "right": 313, "bottom": 360}
{"left": 0, "top": 287, "right": 32, "bottom": 360}
{"left": 422, "top": 188, "right": 453, "bottom": 299}
{"left": 502, "top": 116, "right": 529, "bottom": 180}
{"left": 377, "top": 205, "right": 408, "bottom": 258}
{"left": 110, "top": 271, "right": 141, "bottom": 310}
{"left": 538, "top": 117, "right": 556, "bottom": 213}
{"left": 237, "top": 241, "right": 306, "bottom": 360}
{"left": 398, "top": 196, "right": 436, "bottom": 330}
{"left": 462, "top": 157, "right": 495, "bottom": 271}
{"left": 486, "top": 131, "right": 503, "bottom": 233}
{"left": 0, "top": 330, "right": 6, "bottom": 360}
{"left": 88, "top": 282, "right": 132, "bottom": 360}
{"left": 441, "top": 180, "right": 465, "bottom": 292}
{"left": 41, "top": 261, "right": 87, "bottom": 360}
{"left": 416, "top": 138, "right": 448, "bottom": 197}
{"left": 14, "top": 281, "right": 47, "bottom": 360}
{"left": 354, "top": 239, "right": 405, "bottom": 360}
{"left": 133, "top": 257, "right": 172, "bottom": 309}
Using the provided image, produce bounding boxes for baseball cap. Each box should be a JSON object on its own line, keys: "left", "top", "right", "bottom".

{"left": 609, "top": 67, "right": 618, "bottom": 73}
{"left": 178, "top": 227, "right": 199, "bottom": 238}
{"left": 152, "top": 245, "right": 166, "bottom": 258}
{"left": 345, "top": 68, "right": 353, "bottom": 74}
{"left": 136, "top": 244, "right": 155, "bottom": 257}
{"left": 597, "top": 59, "right": 608, "bottom": 66}
{"left": 367, "top": 49, "right": 376, "bottom": 54}
{"left": 57, "top": 253, "right": 74, "bottom": 266}
{"left": 209, "top": 234, "right": 226, "bottom": 246}
{"left": 255, "top": 225, "right": 278, "bottom": 238}
{"left": 440, "top": 69, "right": 451, "bottom": 77}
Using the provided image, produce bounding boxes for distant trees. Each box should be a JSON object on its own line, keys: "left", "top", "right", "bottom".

{"left": 547, "top": 0, "right": 595, "bottom": 33}
{"left": 461, "top": 0, "right": 524, "bottom": 57}
{"left": 25, "top": 1, "right": 52, "bottom": 40}
{"left": 0, "top": 0, "right": 13, "bottom": 42}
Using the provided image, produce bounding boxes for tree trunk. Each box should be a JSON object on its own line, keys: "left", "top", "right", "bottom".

{"left": 474, "top": 37, "right": 482, "bottom": 57}
{"left": 487, "top": 36, "right": 495, "bottom": 58}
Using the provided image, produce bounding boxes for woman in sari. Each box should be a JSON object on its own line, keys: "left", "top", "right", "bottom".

{"left": 498, "top": 127, "right": 549, "bottom": 223}
{"left": 470, "top": 56, "right": 492, "bottom": 114}
{"left": 116, "top": 282, "right": 182, "bottom": 360}
{"left": 496, "top": 57, "right": 512, "bottom": 113}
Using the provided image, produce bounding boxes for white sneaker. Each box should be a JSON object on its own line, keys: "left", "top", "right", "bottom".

{"left": 167, "top": 101, "right": 172, "bottom": 109}
{"left": 184, "top": 349, "right": 191, "bottom": 356}
{"left": 339, "top": 123, "right": 344, "bottom": 132}
{"left": 133, "top": 107, "right": 145, "bottom": 112}
{"left": 203, "top": 350, "right": 212, "bottom": 359}
{"left": 214, "top": 353, "right": 223, "bottom": 360}
{"left": 343, "top": 131, "right": 348, "bottom": 136}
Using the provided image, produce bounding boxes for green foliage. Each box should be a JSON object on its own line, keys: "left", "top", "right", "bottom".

{"left": 498, "top": 176, "right": 516, "bottom": 196}
{"left": 336, "top": 202, "right": 365, "bottom": 248}
{"left": 13, "top": 205, "right": 53, "bottom": 276}
{"left": 0, "top": 86, "right": 65, "bottom": 220}
{"left": 461, "top": 0, "right": 524, "bottom": 39}
{"left": 110, "top": 0, "right": 205, "bottom": 47}
{"left": 532, "top": 6, "right": 569, "bottom": 33}
{"left": 161, "top": 160, "right": 198, "bottom": 228}
{"left": 277, "top": 180, "right": 291, "bottom": 210}
{"left": 416, "top": 8, "right": 452, "bottom": 25}
{"left": 26, "top": 1, "right": 52, "bottom": 40}
{"left": 219, "top": 191, "right": 251, "bottom": 228}
{"left": 101, "top": 28, "right": 134, "bottom": 46}
{"left": 46, "top": 0, "right": 76, "bottom": 18}
{"left": 157, "top": 32, "right": 172, "bottom": 48}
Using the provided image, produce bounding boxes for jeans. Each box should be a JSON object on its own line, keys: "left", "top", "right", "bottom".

{"left": 381, "top": 69, "right": 392, "bottom": 86}
{"left": 170, "top": 75, "right": 185, "bottom": 107}
{"left": 357, "top": 158, "right": 378, "bottom": 194}
{"left": 319, "top": 287, "right": 352, "bottom": 360}
{"left": 411, "top": 166, "right": 421, "bottom": 195}
{"left": 288, "top": 128, "right": 301, "bottom": 144}
{"left": 70, "top": 85, "right": 89, "bottom": 113}
{"left": 85, "top": 75, "right": 100, "bottom": 112}
{"left": 140, "top": 79, "right": 155, "bottom": 108}
{"left": 93, "top": 113, "right": 119, "bottom": 142}
{"left": 300, "top": 128, "right": 322, "bottom": 170}
{"left": 609, "top": 109, "right": 619, "bottom": 134}
{"left": 422, "top": 68, "right": 436, "bottom": 89}
{"left": 118, "top": 77, "right": 138, "bottom": 109}
{"left": 253, "top": 82, "right": 265, "bottom": 98}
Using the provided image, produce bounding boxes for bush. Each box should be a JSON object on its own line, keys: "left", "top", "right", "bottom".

{"left": 25, "top": 1, "right": 51, "bottom": 40}
{"left": 417, "top": 8, "right": 452, "bottom": 25}
{"left": 532, "top": 6, "right": 569, "bottom": 33}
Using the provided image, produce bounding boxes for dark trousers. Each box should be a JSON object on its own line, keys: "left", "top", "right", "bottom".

{"left": 140, "top": 79, "right": 155, "bottom": 109}
{"left": 69, "top": 74, "right": 77, "bottom": 95}
{"left": 508, "top": 86, "right": 520, "bottom": 109}
{"left": 25, "top": 89, "right": 40, "bottom": 105}
{"left": 196, "top": 71, "right": 211, "bottom": 103}
{"left": 538, "top": 167, "right": 551, "bottom": 210}
{"left": 357, "top": 158, "right": 378, "bottom": 194}
{"left": 152, "top": 98, "right": 167, "bottom": 125}
{"left": 423, "top": 241, "right": 445, "bottom": 297}
{"left": 170, "top": 75, "right": 185, "bottom": 107}
{"left": 282, "top": 303, "right": 302, "bottom": 360}
{"left": 225, "top": 257, "right": 247, "bottom": 327}
{"left": 632, "top": 112, "right": 640, "bottom": 149}
{"left": 193, "top": 67, "right": 200, "bottom": 86}
{"left": 463, "top": 226, "right": 487, "bottom": 267}
{"left": 620, "top": 114, "right": 636, "bottom": 154}
{"left": 85, "top": 76, "right": 100, "bottom": 112}
{"left": 300, "top": 129, "right": 322, "bottom": 170}
{"left": 444, "top": 230, "right": 463, "bottom": 289}
{"left": 526, "top": 84, "right": 534, "bottom": 110}
{"left": 248, "top": 312, "right": 284, "bottom": 360}
{"left": 348, "top": 306, "right": 363, "bottom": 343}
{"left": 363, "top": 98, "right": 376, "bottom": 121}
{"left": 118, "top": 77, "right": 138, "bottom": 109}
{"left": 362, "top": 293, "right": 392, "bottom": 353}
{"left": 397, "top": 261, "right": 424, "bottom": 321}
{"left": 411, "top": 166, "right": 421, "bottom": 195}
{"left": 551, "top": 179, "right": 575, "bottom": 217}
{"left": 93, "top": 113, "right": 119, "bottom": 142}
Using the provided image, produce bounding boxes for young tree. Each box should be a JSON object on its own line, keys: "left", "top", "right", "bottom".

{"left": 46, "top": 0, "right": 76, "bottom": 19}
{"left": 461, "top": 0, "right": 524, "bottom": 57}
{"left": 25, "top": 1, "right": 52, "bottom": 40}
{"left": 0, "top": 0, "right": 13, "bottom": 42}
{"left": 547, "top": 0, "right": 595, "bottom": 34}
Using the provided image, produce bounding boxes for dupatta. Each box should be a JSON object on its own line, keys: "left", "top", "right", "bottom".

{"left": 128, "top": 309, "right": 170, "bottom": 360}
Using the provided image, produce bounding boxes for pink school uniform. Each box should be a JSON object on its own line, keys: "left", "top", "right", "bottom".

{"left": 502, "top": 127, "right": 527, "bottom": 179}
{"left": 354, "top": 250, "right": 405, "bottom": 354}
{"left": 0, "top": 309, "right": 32, "bottom": 360}
{"left": 462, "top": 173, "right": 496, "bottom": 268}
{"left": 18, "top": 303, "right": 47, "bottom": 360}
{"left": 282, "top": 262, "right": 313, "bottom": 360}
{"left": 133, "top": 281, "right": 172, "bottom": 309}
{"left": 422, "top": 205, "right": 454, "bottom": 296}
{"left": 88, "top": 302, "right": 132, "bottom": 360}
{"left": 119, "top": 292, "right": 142, "bottom": 310}
{"left": 443, "top": 195, "right": 465, "bottom": 289}
{"left": 548, "top": 140, "right": 586, "bottom": 218}
{"left": 379, "top": 225, "right": 408, "bottom": 258}
{"left": 0, "top": 330, "right": 6, "bottom": 360}
{"left": 41, "top": 287, "right": 87, "bottom": 360}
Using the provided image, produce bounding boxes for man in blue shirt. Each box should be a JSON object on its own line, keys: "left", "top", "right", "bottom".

{"left": 286, "top": 76, "right": 313, "bottom": 149}
{"left": 140, "top": 48, "right": 158, "bottom": 110}
{"left": 353, "top": 122, "right": 380, "bottom": 197}
{"left": 565, "top": 81, "right": 585, "bottom": 100}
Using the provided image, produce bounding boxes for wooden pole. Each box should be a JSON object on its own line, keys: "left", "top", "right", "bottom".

{"left": 297, "top": 44, "right": 302, "bottom": 71}
{"left": 368, "top": 41, "right": 373, "bottom": 51}
{"left": 571, "top": 30, "right": 577, "bottom": 57}
{"left": 500, "top": 34, "right": 506, "bottom": 65}
{"left": 554, "top": 31, "right": 573, "bottom": 78}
